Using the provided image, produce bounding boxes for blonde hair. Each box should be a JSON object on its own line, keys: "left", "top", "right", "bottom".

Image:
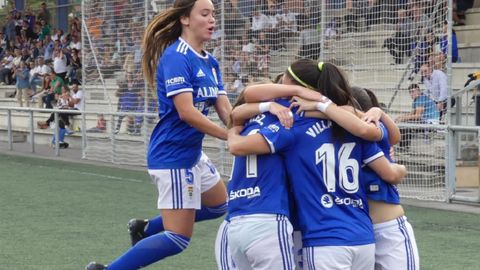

{"left": 142, "top": 0, "right": 197, "bottom": 87}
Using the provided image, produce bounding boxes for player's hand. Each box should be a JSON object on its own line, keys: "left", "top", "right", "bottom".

{"left": 289, "top": 96, "right": 318, "bottom": 114}
{"left": 269, "top": 102, "right": 293, "bottom": 129}
{"left": 228, "top": 126, "right": 243, "bottom": 136}
{"left": 362, "top": 107, "right": 383, "bottom": 126}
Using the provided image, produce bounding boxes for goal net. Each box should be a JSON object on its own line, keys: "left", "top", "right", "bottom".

{"left": 82, "top": 0, "right": 452, "bottom": 201}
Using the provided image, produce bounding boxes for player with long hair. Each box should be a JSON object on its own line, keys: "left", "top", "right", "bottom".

{"left": 228, "top": 59, "right": 407, "bottom": 270}
{"left": 86, "top": 1, "right": 231, "bottom": 269}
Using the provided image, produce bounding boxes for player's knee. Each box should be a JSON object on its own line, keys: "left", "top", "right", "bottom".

{"left": 164, "top": 231, "right": 191, "bottom": 254}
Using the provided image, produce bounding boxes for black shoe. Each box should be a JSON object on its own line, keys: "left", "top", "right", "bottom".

{"left": 128, "top": 219, "right": 148, "bottom": 246}
{"left": 59, "top": 142, "right": 69, "bottom": 149}
{"left": 85, "top": 262, "right": 107, "bottom": 270}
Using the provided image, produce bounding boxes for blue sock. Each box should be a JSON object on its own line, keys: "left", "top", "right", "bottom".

{"left": 144, "top": 203, "right": 227, "bottom": 237}
{"left": 107, "top": 231, "right": 189, "bottom": 270}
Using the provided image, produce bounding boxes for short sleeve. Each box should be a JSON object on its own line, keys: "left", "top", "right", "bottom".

{"left": 259, "top": 122, "right": 295, "bottom": 154}
{"left": 362, "top": 141, "right": 384, "bottom": 165}
{"left": 160, "top": 53, "right": 193, "bottom": 98}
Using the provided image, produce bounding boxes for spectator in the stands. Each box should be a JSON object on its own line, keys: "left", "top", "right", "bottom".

{"left": 250, "top": 8, "right": 270, "bottom": 39}
{"left": 384, "top": 8, "right": 413, "bottom": 64}
{"left": 396, "top": 84, "right": 439, "bottom": 150}
{"left": 0, "top": 48, "right": 14, "bottom": 85}
{"left": 276, "top": 3, "right": 298, "bottom": 51}
{"left": 43, "top": 35, "right": 54, "bottom": 60}
{"left": 69, "top": 34, "right": 81, "bottom": 51}
{"left": 37, "top": 2, "right": 51, "bottom": 26}
{"left": 114, "top": 80, "right": 139, "bottom": 134}
{"left": 37, "top": 18, "right": 51, "bottom": 41}
{"left": 254, "top": 31, "right": 270, "bottom": 78}
{"left": 68, "top": 48, "right": 81, "bottom": 81}
{"left": 420, "top": 64, "right": 449, "bottom": 121}
{"left": 440, "top": 20, "right": 458, "bottom": 63}
{"left": 29, "top": 57, "right": 50, "bottom": 93}
{"left": 297, "top": 16, "right": 321, "bottom": 60}
{"left": 14, "top": 60, "right": 30, "bottom": 107}
{"left": 53, "top": 49, "right": 68, "bottom": 81}
{"left": 4, "top": 14, "right": 16, "bottom": 49}
{"left": 453, "top": 0, "right": 474, "bottom": 26}
{"left": 42, "top": 71, "right": 64, "bottom": 109}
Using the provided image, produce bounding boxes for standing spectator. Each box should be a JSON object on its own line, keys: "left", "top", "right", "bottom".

{"left": 53, "top": 49, "right": 68, "bottom": 81}
{"left": 254, "top": 31, "right": 270, "bottom": 78}
{"left": 396, "top": 84, "right": 439, "bottom": 150}
{"left": 14, "top": 61, "right": 30, "bottom": 107}
{"left": 297, "top": 16, "right": 321, "bottom": 60}
{"left": 114, "top": 80, "right": 139, "bottom": 134}
{"left": 68, "top": 48, "right": 81, "bottom": 81}
{"left": 43, "top": 35, "right": 54, "bottom": 60}
{"left": 440, "top": 21, "right": 458, "bottom": 63}
{"left": 24, "top": 8, "right": 36, "bottom": 29}
{"left": 420, "top": 64, "right": 449, "bottom": 120}
{"left": 250, "top": 8, "right": 269, "bottom": 38}
{"left": 37, "top": 2, "right": 51, "bottom": 26}
{"left": 4, "top": 14, "right": 16, "bottom": 49}
{"left": 69, "top": 34, "right": 81, "bottom": 51}
{"left": 37, "top": 19, "right": 51, "bottom": 41}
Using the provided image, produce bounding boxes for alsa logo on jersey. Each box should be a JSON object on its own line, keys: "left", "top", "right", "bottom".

{"left": 196, "top": 86, "right": 219, "bottom": 98}
{"left": 306, "top": 121, "right": 331, "bottom": 138}
{"left": 321, "top": 194, "right": 364, "bottom": 209}
{"left": 166, "top": 76, "right": 186, "bottom": 87}
{"left": 229, "top": 186, "right": 261, "bottom": 201}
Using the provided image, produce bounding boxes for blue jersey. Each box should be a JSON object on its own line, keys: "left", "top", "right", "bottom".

{"left": 227, "top": 100, "right": 293, "bottom": 220}
{"left": 260, "top": 117, "right": 384, "bottom": 247}
{"left": 148, "top": 38, "right": 226, "bottom": 169}
{"left": 363, "top": 122, "right": 401, "bottom": 204}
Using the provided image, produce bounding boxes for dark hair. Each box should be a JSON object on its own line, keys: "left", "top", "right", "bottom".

{"left": 408, "top": 83, "right": 420, "bottom": 91}
{"left": 227, "top": 91, "right": 246, "bottom": 128}
{"left": 364, "top": 88, "right": 380, "bottom": 108}
{"left": 142, "top": 0, "right": 197, "bottom": 87}
{"left": 351, "top": 86, "right": 373, "bottom": 111}
{"left": 285, "top": 59, "right": 359, "bottom": 140}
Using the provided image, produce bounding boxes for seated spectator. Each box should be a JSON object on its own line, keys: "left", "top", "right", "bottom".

{"left": 114, "top": 81, "right": 140, "bottom": 134}
{"left": 250, "top": 8, "right": 270, "bottom": 39}
{"left": 29, "top": 57, "right": 50, "bottom": 93}
{"left": 440, "top": 21, "right": 458, "bottom": 63}
{"left": 409, "top": 31, "right": 437, "bottom": 80}
{"left": 13, "top": 61, "right": 30, "bottom": 107}
{"left": 453, "top": 0, "right": 474, "bottom": 26}
{"left": 69, "top": 34, "right": 81, "bottom": 51}
{"left": 0, "top": 49, "right": 14, "bottom": 85}
{"left": 420, "top": 64, "right": 450, "bottom": 121}
{"left": 42, "top": 71, "right": 64, "bottom": 109}
{"left": 37, "top": 19, "right": 51, "bottom": 41}
{"left": 31, "top": 72, "right": 52, "bottom": 107}
{"left": 384, "top": 9, "right": 413, "bottom": 64}
{"left": 87, "top": 114, "right": 107, "bottom": 133}
{"left": 396, "top": 84, "right": 439, "bottom": 150}
{"left": 254, "top": 31, "right": 270, "bottom": 79}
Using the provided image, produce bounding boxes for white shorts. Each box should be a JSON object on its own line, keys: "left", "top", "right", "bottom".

{"left": 293, "top": 230, "right": 304, "bottom": 269}
{"left": 374, "top": 216, "right": 419, "bottom": 270}
{"left": 303, "top": 244, "right": 375, "bottom": 270}
{"left": 148, "top": 152, "right": 221, "bottom": 210}
{"left": 215, "top": 220, "right": 237, "bottom": 270}
{"left": 228, "top": 214, "right": 295, "bottom": 270}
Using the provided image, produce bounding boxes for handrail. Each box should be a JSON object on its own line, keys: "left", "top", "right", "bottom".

{"left": 451, "top": 79, "right": 480, "bottom": 97}
{"left": 0, "top": 107, "right": 157, "bottom": 117}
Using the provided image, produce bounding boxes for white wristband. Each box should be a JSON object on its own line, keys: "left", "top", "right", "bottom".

{"left": 259, "top": 102, "right": 272, "bottom": 113}
{"left": 316, "top": 100, "right": 333, "bottom": 113}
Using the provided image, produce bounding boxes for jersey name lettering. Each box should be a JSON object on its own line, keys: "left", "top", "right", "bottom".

{"left": 306, "top": 121, "right": 331, "bottom": 138}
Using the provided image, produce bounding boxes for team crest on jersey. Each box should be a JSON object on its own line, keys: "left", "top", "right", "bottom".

{"left": 196, "top": 69, "right": 206, "bottom": 78}
{"left": 321, "top": 194, "right": 334, "bottom": 208}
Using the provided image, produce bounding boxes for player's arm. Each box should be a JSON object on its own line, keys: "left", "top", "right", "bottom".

{"left": 214, "top": 94, "right": 232, "bottom": 126}
{"left": 173, "top": 92, "right": 227, "bottom": 140}
{"left": 362, "top": 107, "right": 401, "bottom": 145}
{"left": 231, "top": 101, "right": 294, "bottom": 128}
{"left": 243, "top": 83, "right": 325, "bottom": 103}
{"left": 228, "top": 126, "right": 271, "bottom": 156}
{"left": 367, "top": 157, "right": 407, "bottom": 185}
{"left": 292, "top": 97, "right": 382, "bottom": 141}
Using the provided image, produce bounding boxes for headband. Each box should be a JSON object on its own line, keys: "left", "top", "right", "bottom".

{"left": 287, "top": 61, "right": 324, "bottom": 89}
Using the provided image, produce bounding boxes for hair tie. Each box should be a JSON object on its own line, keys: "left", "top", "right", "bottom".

{"left": 318, "top": 61, "right": 324, "bottom": 71}
{"left": 287, "top": 66, "right": 314, "bottom": 89}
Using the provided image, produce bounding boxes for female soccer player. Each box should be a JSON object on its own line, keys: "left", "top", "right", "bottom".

{"left": 351, "top": 87, "right": 420, "bottom": 270}
{"left": 229, "top": 60, "right": 407, "bottom": 270}
{"left": 86, "top": 1, "right": 231, "bottom": 269}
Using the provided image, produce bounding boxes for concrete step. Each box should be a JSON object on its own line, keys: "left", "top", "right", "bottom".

{"left": 458, "top": 42, "right": 480, "bottom": 63}
{"left": 454, "top": 24, "right": 480, "bottom": 44}
{"left": 465, "top": 8, "right": 480, "bottom": 25}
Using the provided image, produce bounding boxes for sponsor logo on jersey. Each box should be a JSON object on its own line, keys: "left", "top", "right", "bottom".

{"left": 166, "top": 76, "right": 186, "bottom": 87}
{"left": 321, "top": 194, "right": 334, "bottom": 208}
{"left": 196, "top": 86, "right": 219, "bottom": 98}
{"left": 306, "top": 121, "right": 331, "bottom": 138}
{"left": 369, "top": 184, "right": 379, "bottom": 192}
{"left": 229, "top": 186, "right": 261, "bottom": 201}
{"left": 196, "top": 69, "right": 206, "bottom": 77}
{"left": 321, "top": 194, "right": 364, "bottom": 209}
